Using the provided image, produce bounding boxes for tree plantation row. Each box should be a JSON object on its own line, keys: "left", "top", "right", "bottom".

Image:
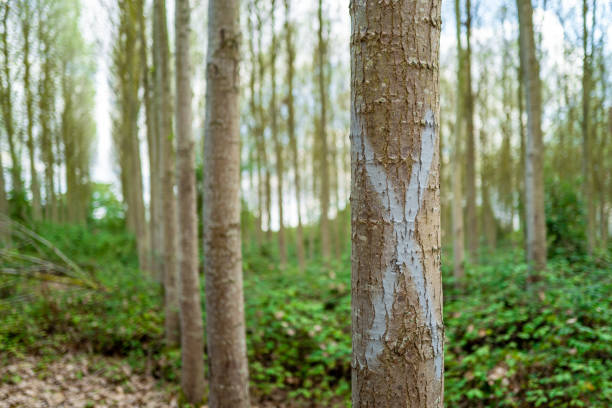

{"left": 0, "top": 0, "right": 610, "bottom": 407}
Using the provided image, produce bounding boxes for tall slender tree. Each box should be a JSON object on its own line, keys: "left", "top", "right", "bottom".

{"left": 175, "top": 0, "right": 204, "bottom": 402}
{"left": 517, "top": 0, "right": 547, "bottom": 273}
{"left": 38, "top": 7, "right": 57, "bottom": 222}
{"left": 137, "top": 0, "right": 159, "bottom": 278}
{"left": 270, "top": 0, "right": 286, "bottom": 265}
{"left": 350, "top": 0, "right": 444, "bottom": 405}
{"left": 284, "top": 0, "right": 305, "bottom": 269}
{"left": 112, "top": 0, "right": 149, "bottom": 272}
{"left": 20, "top": 0, "right": 42, "bottom": 221}
{"left": 453, "top": 0, "right": 465, "bottom": 281}
{"left": 203, "top": 0, "right": 250, "bottom": 406}
{"left": 154, "top": 0, "right": 180, "bottom": 345}
{"left": 0, "top": 131, "right": 7, "bottom": 223}
{"left": 464, "top": 0, "right": 478, "bottom": 260}
{"left": 317, "top": 0, "right": 331, "bottom": 259}
{"left": 582, "top": 0, "right": 595, "bottom": 253}
{"left": 1, "top": 1, "right": 23, "bottom": 196}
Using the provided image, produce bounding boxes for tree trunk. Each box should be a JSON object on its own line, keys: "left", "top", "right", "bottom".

{"left": 317, "top": 0, "right": 330, "bottom": 259}
{"left": 203, "top": 1, "right": 250, "bottom": 406}
{"left": 253, "top": 2, "right": 271, "bottom": 244}
{"left": 154, "top": 0, "right": 180, "bottom": 346}
{"left": 247, "top": 2, "right": 263, "bottom": 246}
{"left": 21, "top": 4, "right": 42, "bottom": 221}
{"left": 464, "top": 0, "right": 477, "bottom": 261}
{"left": 0, "top": 129, "right": 8, "bottom": 229}
{"left": 452, "top": 0, "right": 465, "bottom": 282}
{"left": 270, "top": 0, "right": 286, "bottom": 266}
{"left": 517, "top": 59, "right": 527, "bottom": 243}
{"left": 582, "top": 0, "right": 595, "bottom": 254}
{"left": 350, "top": 1, "right": 444, "bottom": 406}
{"left": 1, "top": 2, "right": 22, "bottom": 197}
{"left": 175, "top": 0, "right": 205, "bottom": 402}
{"left": 284, "top": 0, "right": 305, "bottom": 270}
{"left": 138, "top": 0, "right": 160, "bottom": 280}
{"left": 39, "top": 42, "right": 55, "bottom": 222}
{"left": 517, "top": 0, "right": 547, "bottom": 273}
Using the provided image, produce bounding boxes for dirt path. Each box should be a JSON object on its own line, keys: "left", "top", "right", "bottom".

{"left": 0, "top": 353, "right": 182, "bottom": 408}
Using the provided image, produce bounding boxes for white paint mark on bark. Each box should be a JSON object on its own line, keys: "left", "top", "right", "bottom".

{"left": 358, "top": 109, "right": 442, "bottom": 379}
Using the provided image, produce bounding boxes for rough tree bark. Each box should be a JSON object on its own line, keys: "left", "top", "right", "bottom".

{"left": 350, "top": 0, "right": 444, "bottom": 406}
{"left": 153, "top": 0, "right": 180, "bottom": 345}
{"left": 203, "top": 0, "right": 250, "bottom": 406}
{"left": 517, "top": 0, "right": 547, "bottom": 273}
{"left": 175, "top": 0, "right": 205, "bottom": 403}
{"left": 284, "top": 0, "right": 305, "bottom": 270}
{"left": 317, "top": 0, "right": 331, "bottom": 259}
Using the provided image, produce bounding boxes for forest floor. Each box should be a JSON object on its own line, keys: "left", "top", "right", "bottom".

{"left": 0, "top": 352, "right": 296, "bottom": 408}
{"left": 0, "top": 352, "right": 180, "bottom": 408}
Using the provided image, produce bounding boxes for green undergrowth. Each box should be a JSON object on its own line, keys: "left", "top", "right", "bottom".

{"left": 1, "top": 222, "right": 610, "bottom": 407}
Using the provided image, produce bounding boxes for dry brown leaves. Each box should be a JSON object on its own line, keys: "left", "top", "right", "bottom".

{"left": 0, "top": 353, "right": 179, "bottom": 408}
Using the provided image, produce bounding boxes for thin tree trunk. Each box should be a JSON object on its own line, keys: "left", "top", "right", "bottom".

{"left": 480, "top": 129, "right": 496, "bottom": 251}
{"left": 203, "top": 1, "right": 251, "bottom": 406}
{"left": 154, "top": 0, "right": 180, "bottom": 346}
{"left": 175, "top": 0, "right": 205, "bottom": 402}
{"left": 138, "top": 0, "right": 159, "bottom": 279}
{"left": 1, "top": 2, "right": 22, "bottom": 196}
{"left": 464, "top": 0, "right": 477, "bottom": 261}
{"left": 254, "top": 3, "right": 269, "bottom": 242}
{"left": 270, "top": 0, "right": 286, "bottom": 266}
{"left": 517, "top": 0, "right": 547, "bottom": 273}
{"left": 582, "top": 0, "right": 595, "bottom": 254}
{"left": 453, "top": 0, "right": 465, "bottom": 282}
{"left": 284, "top": 0, "right": 305, "bottom": 270}
{"left": 350, "top": 0, "right": 444, "bottom": 405}
{"left": 21, "top": 4, "right": 42, "bottom": 221}
{"left": 247, "top": 2, "right": 263, "bottom": 245}
{"left": 317, "top": 0, "right": 330, "bottom": 260}
{"left": 39, "top": 44, "right": 55, "bottom": 221}
{"left": 0, "top": 129, "right": 8, "bottom": 229}
{"left": 517, "top": 60, "right": 527, "bottom": 242}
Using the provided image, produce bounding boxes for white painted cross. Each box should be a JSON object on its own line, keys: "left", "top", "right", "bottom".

{"left": 355, "top": 109, "right": 442, "bottom": 380}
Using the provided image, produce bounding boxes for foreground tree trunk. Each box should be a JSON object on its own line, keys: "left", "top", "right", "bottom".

{"left": 517, "top": 0, "right": 547, "bottom": 273}
{"left": 154, "top": 0, "right": 180, "bottom": 345}
{"left": 175, "top": 0, "right": 205, "bottom": 403}
{"left": 203, "top": 0, "right": 250, "bottom": 406}
{"left": 350, "top": 1, "right": 444, "bottom": 406}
